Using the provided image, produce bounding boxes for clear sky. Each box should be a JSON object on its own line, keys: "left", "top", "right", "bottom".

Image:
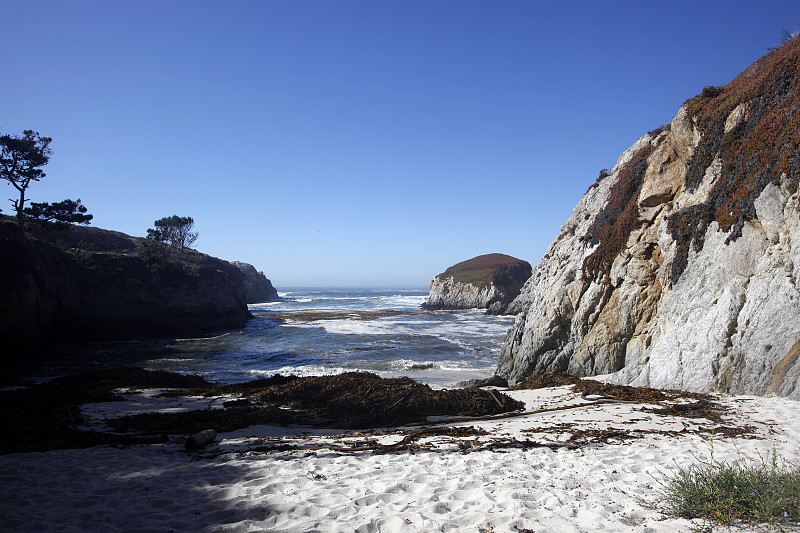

{"left": 3, "top": 1, "right": 799, "bottom": 288}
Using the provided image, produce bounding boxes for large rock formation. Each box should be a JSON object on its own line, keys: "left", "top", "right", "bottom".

{"left": 422, "top": 253, "right": 532, "bottom": 314}
{"left": 230, "top": 261, "right": 279, "bottom": 303}
{"left": 0, "top": 219, "right": 278, "bottom": 356}
{"left": 497, "top": 37, "right": 800, "bottom": 397}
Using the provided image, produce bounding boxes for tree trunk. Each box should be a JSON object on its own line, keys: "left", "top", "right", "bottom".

{"left": 15, "top": 188, "right": 26, "bottom": 240}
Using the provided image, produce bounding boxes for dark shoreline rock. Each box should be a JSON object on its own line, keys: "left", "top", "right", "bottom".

{"left": 0, "top": 218, "right": 277, "bottom": 357}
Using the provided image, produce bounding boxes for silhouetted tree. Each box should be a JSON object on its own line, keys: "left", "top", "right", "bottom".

{"left": 145, "top": 215, "right": 198, "bottom": 258}
{"left": 0, "top": 130, "right": 52, "bottom": 238}
{"left": 24, "top": 198, "right": 93, "bottom": 228}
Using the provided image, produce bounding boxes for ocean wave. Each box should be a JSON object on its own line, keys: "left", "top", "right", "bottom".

{"left": 243, "top": 366, "right": 351, "bottom": 378}
{"left": 262, "top": 289, "right": 428, "bottom": 312}
{"left": 315, "top": 319, "right": 398, "bottom": 336}
{"left": 239, "top": 361, "right": 497, "bottom": 382}
{"left": 173, "top": 332, "right": 232, "bottom": 342}
{"left": 386, "top": 359, "right": 440, "bottom": 371}
{"left": 315, "top": 314, "right": 513, "bottom": 347}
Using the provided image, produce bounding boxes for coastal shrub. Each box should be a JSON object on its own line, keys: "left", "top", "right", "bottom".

{"left": 666, "top": 203, "right": 714, "bottom": 284}
{"left": 137, "top": 238, "right": 166, "bottom": 265}
{"left": 701, "top": 85, "right": 724, "bottom": 98}
{"left": 661, "top": 35, "right": 800, "bottom": 285}
{"left": 646, "top": 448, "right": 800, "bottom": 528}
{"left": 682, "top": 35, "right": 800, "bottom": 239}
{"left": 648, "top": 122, "right": 672, "bottom": 137}
{"left": 768, "top": 29, "right": 800, "bottom": 51}
{"left": 582, "top": 144, "right": 654, "bottom": 281}
{"left": 586, "top": 168, "right": 613, "bottom": 192}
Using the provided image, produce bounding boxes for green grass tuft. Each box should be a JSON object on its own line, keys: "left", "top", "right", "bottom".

{"left": 645, "top": 448, "right": 800, "bottom": 529}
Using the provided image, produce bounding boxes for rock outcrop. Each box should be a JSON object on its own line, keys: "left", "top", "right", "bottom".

{"left": 230, "top": 261, "right": 279, "bottom": 303}
{"left": 0, "top": 219, "right": 278, "bottom": 357}
{"left": 422, "top": 254, "right": 532, "bottom": 314}
{"left": 497, "top": 36, "right": 800, "bottom": 398}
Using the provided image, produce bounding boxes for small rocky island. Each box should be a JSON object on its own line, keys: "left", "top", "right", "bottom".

{"left": 422, "top": 253, "right": 532, "bottom": 314}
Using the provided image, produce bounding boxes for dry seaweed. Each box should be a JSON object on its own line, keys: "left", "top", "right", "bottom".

{"left": 510, "top": 372, "right": 582, "bottom": 390}
{"left": 103, "top": 372, "right": 525, "bottom": 439}
{"left": 573, "top": 380, "right": 669, "bottom": 403}
{"left": 0, "top": 367, "right": 753, "bottom": 456}
{"left": 107, "top": 406, "right": 288, "bottom": 435}
{"left": 246, "top": 372, "right": 524, "bottom": 427}
{"left": 641, "top": 399, "right": 728, "bottom": 423}
{"left": 158, "top": 374, "right": 299, "bottom": 398}
{"left": 0, "top": 368, "right": 525, "bottom": 454}
{"left": 512, "top": 372, "right": 713, "bottom": 405}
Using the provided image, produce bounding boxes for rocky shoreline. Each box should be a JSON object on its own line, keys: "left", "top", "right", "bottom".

{"left": 0, "top": 218, "right": 278, "bottom": 358}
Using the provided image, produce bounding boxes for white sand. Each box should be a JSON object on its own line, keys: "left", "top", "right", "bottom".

{"left": 1, "top": 386, "right": 798, "bottom": 532}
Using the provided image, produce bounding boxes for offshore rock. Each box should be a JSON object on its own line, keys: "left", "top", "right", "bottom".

{"left": 230, "top": 261, "right": 279, "bottom": 303}
{"left": 497, "top": 37, "right": 800, "bottom": 398}
{"left": 422, "top": 253, "right": 531, "bottom": 314}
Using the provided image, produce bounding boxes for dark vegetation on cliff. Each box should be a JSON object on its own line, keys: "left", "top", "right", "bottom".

{"left": 667, "top": 35, "right": 800, "bottom": 282}
{"left": 580, "top": 35, "right": 800, "bottom": 284}
{"left": 0, "top": 217, "right": 276, "bottom": 358}
{"left": 582, "top": 145, "right": 655, "bottom": 281}
{"left": 435, "top": 253, "right": 531, "bottom": 288}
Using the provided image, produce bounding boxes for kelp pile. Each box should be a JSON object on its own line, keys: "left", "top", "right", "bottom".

{"left": 512, "top": 372, "right": 705, "bottom": 403}
{"left": 512, "top": 372, "right": 737, "bottom": 432}
{"left": 0, "top": 369, "right": 524, "bottom": 454}
{"left": 120, "top": 372, "right": 525, "bottom": 433}
{"left": 510, "top": 372, "right": 582, "bottom": 390}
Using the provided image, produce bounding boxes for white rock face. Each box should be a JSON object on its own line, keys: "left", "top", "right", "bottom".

{"left": 425, "top": 277, "right": 506, "bottom": 310}
{"left": 423, "top": 254, "right": 532, "bottom": 313}
{"left": 497, "top": 106, "right": 800, "bottom": 398}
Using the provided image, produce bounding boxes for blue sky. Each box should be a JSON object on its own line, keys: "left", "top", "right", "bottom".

{"left": 3, "top": 1, "right": 799, "bottom": 288}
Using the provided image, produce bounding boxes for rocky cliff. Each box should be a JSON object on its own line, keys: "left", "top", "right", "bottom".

{"left": 497, "top": 36, "right": 800, "bottom": 397}
{"left": 230, "top": 261, "right": 280, "bottom": 303}
{"left": 422, "top": 253, "right": 532, "bottom": 314}
{"left": 0, "top": 219, "right": 278, "bottom": 356}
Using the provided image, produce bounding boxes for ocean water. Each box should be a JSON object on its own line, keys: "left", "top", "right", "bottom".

{"left": 41, "top": 288, "right": 516, "bottom": 387}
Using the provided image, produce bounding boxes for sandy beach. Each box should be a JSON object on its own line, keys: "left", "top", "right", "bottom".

{"left": 1, "top": 383, "right": 798, "bottom": 533}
